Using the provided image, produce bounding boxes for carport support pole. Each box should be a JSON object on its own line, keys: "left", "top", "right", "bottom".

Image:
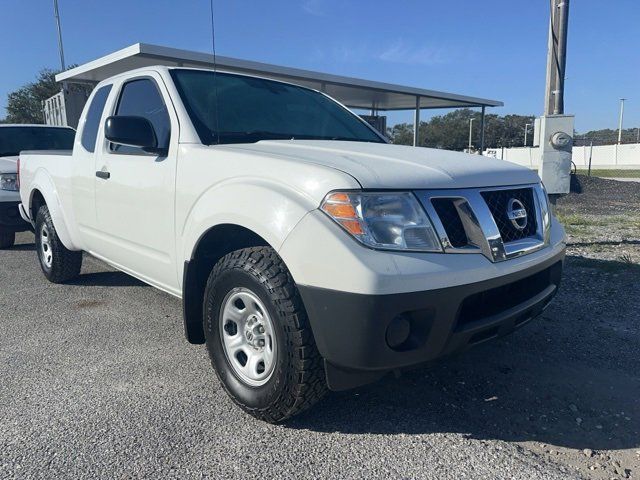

{"left": 479, "top": 106, "right": 486, "bottom": 155}
{"left": 413, "top": 97, "right": 421, "bottom": 147}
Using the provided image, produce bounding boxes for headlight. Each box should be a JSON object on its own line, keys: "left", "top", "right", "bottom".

{"left": 536, "top": 183, "right": 551, "bottom": 241}
{"left": 320, "top": 191, "right": 442, "bottom": 252}
{"left": 0, "top": 173, "right": 18, "bottom": 191}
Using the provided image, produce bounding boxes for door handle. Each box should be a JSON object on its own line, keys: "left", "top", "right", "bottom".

{"left": 96, "top": 170, "right": 110, "bottom": 179}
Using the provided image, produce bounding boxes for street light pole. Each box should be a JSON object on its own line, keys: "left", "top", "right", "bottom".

{"left": 617, "top": 98, "right": 626, "bottom": 144}
{"left": 53, "top": 0, "right": 66, "bottom": 71}
{"left": 524, "top": 123, "right": 531, "bottom": 146}
{"left": 468, "top": 117, "right": 474, "bottom": 152}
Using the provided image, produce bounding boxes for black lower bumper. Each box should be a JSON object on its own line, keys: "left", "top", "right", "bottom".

{"left": 0, "top": 201, "right": 29, "bottom": 233}
{"left": 298, "top": 249, "right": 565, "bottom": 391}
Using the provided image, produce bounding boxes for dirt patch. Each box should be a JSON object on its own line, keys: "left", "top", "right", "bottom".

{"left": 73, "top": 299, "right": 106, "bottom": 310}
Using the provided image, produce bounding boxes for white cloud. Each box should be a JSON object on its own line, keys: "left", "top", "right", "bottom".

{"left": 302, "top": 0, "right": 325, "bottom": 16}
{"left": 378, "top": 40, "right": 449, "bottom": 66}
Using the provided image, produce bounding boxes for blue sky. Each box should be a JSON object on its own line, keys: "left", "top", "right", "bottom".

{"left": 1, "top": 0, "right": 638, "bottom": 132}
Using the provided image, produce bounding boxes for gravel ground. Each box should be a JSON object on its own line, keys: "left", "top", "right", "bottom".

{"left": 0, "top": 177, "right": 638, "bottom": 479}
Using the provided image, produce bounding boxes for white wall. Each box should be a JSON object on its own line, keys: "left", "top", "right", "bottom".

{"left": 484, "top": 144, "right": 640, "bottom": 169}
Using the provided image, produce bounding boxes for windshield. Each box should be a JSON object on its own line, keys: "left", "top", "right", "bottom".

{"left": 170, "top": 69, "right": 386, "bottom": 145}
{"left": 0, "top": 127, "right": 75, "bottom": 157}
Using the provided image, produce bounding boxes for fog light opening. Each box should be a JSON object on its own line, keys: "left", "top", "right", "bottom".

{"left": 386, "top": 314, "right": 411, "bottom": 350}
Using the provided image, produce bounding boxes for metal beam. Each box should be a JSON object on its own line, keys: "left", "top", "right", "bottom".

{"left": 479, "top": 106, "right": 486, "bottom": 154}
{"left": 413, "top": 96, "right": 421, "bottom": 147}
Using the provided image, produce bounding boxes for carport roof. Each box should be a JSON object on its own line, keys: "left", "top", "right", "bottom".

{"left": 56, "top": 43, "right": 502, "bottom": 111}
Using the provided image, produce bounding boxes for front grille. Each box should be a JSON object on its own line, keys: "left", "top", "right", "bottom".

{"left": 481, "top": 188, "right": 537, "bottom": 242}
{"left": 431, "top": 198, "right": 468, "bottom": 248}
{"left": 415, "top": 184, "right": 547, "bottom": 263}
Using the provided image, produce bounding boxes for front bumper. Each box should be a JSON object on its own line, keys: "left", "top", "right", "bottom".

{"left": 0, "top": 201, "right": 30, "bottom": 233}
{"left": 299, "top": 247, "right": 564, "bottom": 391}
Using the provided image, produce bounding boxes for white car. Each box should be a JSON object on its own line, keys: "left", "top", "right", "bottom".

{"left": 0, "top": 124, "right": 75, "bottom": 248}
{"left": 18, "top": 66, "right": 566, "bottom": 422}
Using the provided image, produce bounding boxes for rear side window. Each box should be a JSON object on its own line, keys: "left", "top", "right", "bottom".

{"left": 111, "top": 78, "right": 171, "bottom": 154}
{"left": 81, "top": 84, "right": 112, "bottom": 152}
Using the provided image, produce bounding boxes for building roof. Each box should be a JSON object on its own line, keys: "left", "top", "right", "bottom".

{"left": 56, "top": 43, "right": 502, "bottom": 111}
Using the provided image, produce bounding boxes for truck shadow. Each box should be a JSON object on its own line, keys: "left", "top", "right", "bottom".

{"left": 68, "top": 271, "right": 147, "bottom": 288}
{"left": 7, "top": 242, "right": 36, "bottom": 252}
{"left": 288, "top": 255, "right": 640, "bottom": 452}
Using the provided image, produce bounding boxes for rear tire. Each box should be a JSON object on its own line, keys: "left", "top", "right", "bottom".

{"left": 35, "top": 205, "right": 82, "bottom": 283}
{"left": 203, "top": 246, "right": 327, "bottom": 423}
{"left": 0, "top": 231, "right": 15, "bottom": 249}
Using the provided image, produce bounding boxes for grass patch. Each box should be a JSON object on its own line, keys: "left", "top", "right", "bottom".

{"left": 575, "top": 169, "right": 640, "bottom": 178}
{"left": 557, "top": 213, "right": 640, "bottom": 228}
{"left": 556, "top": 213, "right": 609, "bottom": 227}
{"left": 556, "top": 213, "right": 640, "bottom": 236}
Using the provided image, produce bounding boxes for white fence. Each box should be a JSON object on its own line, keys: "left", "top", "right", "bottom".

{"left": 42, "top": 90, "right": 67, "bottom": 127}
{"left": 484, "top": 143, "right": 640, "bottom": 169}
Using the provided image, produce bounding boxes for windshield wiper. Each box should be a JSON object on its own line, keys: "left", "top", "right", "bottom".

{"left": 329, "top": 136, "right": 381, "bottom": 143}
{"left": 212, "top": 131, "right": 385, "bottom": 145}
{"left": 216, "top": 131, "right": 296, "bottom": 143}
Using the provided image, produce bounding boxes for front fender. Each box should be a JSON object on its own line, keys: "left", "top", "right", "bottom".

{"left": 179, "top": 177, "right": 318, "bottom": 267}
{"left": 28, "top": 170, "right": 80, "bottom": 251}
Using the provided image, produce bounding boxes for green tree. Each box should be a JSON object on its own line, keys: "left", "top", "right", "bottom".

{"left": 4, "top": 69, "right": 61, "bottom": 124}
{"left": 387, "top": 108, "right": 536, "bottom": 150}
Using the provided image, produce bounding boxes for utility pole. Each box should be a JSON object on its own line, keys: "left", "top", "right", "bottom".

{"left": 468, "top": 117, "right": 474, "bottom": 152}
{"left": 544, "top": 0, "right": 570, "bottom": 115}
{"left": 539, "top": 0, "right": 573, "bottom": 198}
{"left": 617, "top": 98, "right": 626, "bottom": 144}
{"left": 524, "top": 123, "right": 531, "bottom": 146}
{"left": 53, "top": 0, "right": 66, "bottom": 70}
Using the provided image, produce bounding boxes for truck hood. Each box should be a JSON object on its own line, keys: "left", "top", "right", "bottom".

{"left": 0, "top": 155, "right": 18, "bottom": 174}
{"left": 227, "top": 140, "right": 540, "bottom": 189}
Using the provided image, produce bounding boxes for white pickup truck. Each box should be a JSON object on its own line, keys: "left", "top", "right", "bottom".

{"left": 19, "top": 66, "right": 566, "bottom": 422}
{"left": 0, "top": 124, "right": 75, "bottom": 248}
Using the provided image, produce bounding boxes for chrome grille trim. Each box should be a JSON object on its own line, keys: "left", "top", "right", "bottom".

{"left": 415, "top": 183, "right": 549, "bottom": 263}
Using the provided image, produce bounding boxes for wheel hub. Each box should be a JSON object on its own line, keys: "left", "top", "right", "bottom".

{"left": 219, "top": 288, "right": 277, "bottom": 387}
{"left": 40, "top": 224, "right": 53, "bottom": 268}
{"left": 245, "top": 315, "right": 267, "bottom": 348}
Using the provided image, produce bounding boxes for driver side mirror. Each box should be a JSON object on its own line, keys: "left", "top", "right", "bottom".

{"left": 104, "top": 116, "right": 166, "bottom": 155}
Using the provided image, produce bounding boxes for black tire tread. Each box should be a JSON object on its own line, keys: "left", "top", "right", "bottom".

{"left": 35, "top": 206, "right": 82, "bottom": 283}
{"left": 205, "top": 246, "right": 327, "bottom": 423}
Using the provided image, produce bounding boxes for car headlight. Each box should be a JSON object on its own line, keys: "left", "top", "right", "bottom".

{"left": 0, "top": 173, "right": 18, "bottom": 191}
{"left": 536, "top": 183, "right": 552, "bottom": 241}
{"left": 320, "top": 191, "right": 442, "bottom": 252}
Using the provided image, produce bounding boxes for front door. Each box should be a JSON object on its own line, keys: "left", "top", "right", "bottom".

{"left": 94, "top": 74, "right": 178, "bottom": 292}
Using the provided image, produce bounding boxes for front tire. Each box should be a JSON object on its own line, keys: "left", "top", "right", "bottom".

{"left": 0, "top": 231, "right": 15, "bottom": 249}
{"left": 35, "top": 205, "right": 82, "bottom": 283}
{"left": 203, "top": 247, "right": 327, "bottom": 423}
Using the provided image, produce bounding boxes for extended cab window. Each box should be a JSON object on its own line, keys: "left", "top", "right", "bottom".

{"left": 111, "top": 78, "right": 170, "bottom": 154}
{"left": 81, "top": 84, "right": 111, "bottom": 152}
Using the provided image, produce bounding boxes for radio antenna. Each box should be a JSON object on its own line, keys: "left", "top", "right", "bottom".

{"left": 209, "top": 0, "right": 220, "bottom": 144}
{"left": 209, "top": 0, "right": 217, "bottom": 68}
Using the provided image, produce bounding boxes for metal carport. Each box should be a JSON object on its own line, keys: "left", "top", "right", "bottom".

{"left": 55, "top": 43, "right": 502, "bottom": 150}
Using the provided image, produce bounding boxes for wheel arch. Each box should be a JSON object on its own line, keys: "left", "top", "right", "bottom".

{"left": 27, "top": 178, "right": 79, "bottom": 251}
{"left": 182, "top": 223, "right": 271, "bottom": 344}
